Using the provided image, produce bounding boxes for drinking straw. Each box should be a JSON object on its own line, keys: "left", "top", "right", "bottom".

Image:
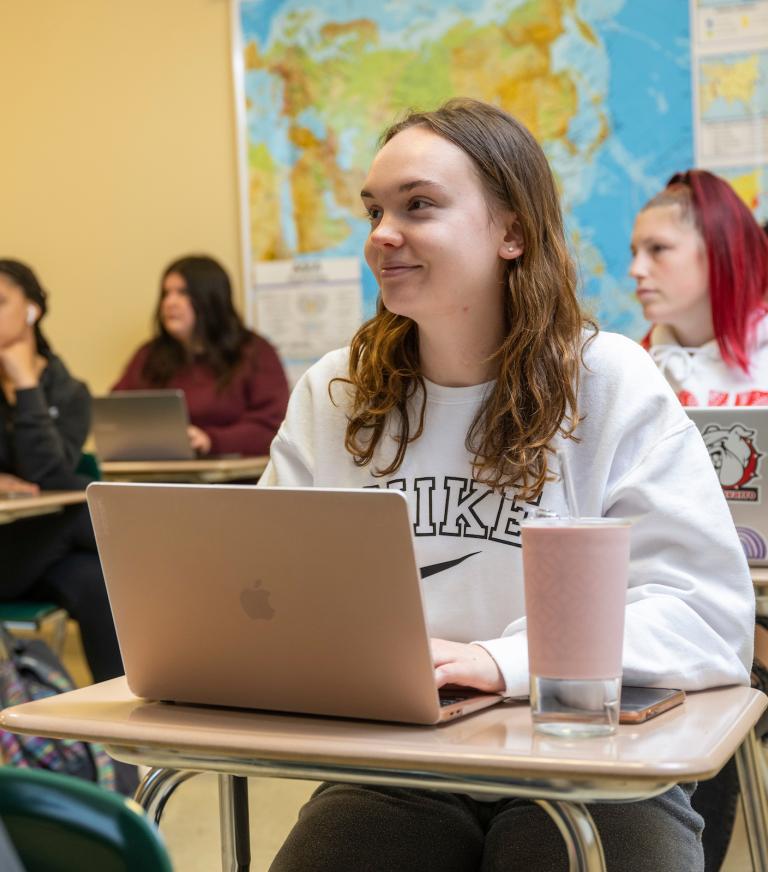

{"left": 557, "top": 450, "right": 580, "bottom": 519}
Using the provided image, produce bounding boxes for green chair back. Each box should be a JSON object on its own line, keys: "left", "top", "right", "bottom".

{"left": 75, "top": 451, "right": 101, "bottom": 482}
{"left": 0, "top": 766, "right": 173, "bottom": 872}
{"left": 0, "top": 603, "right": 60, "bottom": 625}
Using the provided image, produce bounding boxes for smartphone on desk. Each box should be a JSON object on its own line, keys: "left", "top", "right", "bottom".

{"left": 619, "top": 686, "right": 685, "bottom": 724}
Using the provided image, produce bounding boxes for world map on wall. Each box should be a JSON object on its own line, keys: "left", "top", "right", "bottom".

{"left": 239, "top": 0, "right": 693, "bottom": 337}
{"left": 699, "top": 48, "right": 768, "bottom": 221}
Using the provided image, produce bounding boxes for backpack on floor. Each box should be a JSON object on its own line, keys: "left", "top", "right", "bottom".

{"left": 0, "top": 624, "right": 115, "bottom": 790}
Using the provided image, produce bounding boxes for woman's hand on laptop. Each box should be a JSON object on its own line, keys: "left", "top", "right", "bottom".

{"left": 431, "top": 639, "right": 504, "bottom": 693}
{"left": 187, "top": 425, "right": 212, "bottom": 455}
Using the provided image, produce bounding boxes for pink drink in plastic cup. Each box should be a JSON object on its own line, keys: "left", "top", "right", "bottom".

{"left": 522, "top": 517, "right": 630, "bottom": 736}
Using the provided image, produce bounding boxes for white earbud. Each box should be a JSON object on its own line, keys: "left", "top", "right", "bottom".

{"left": 26, "top": 305, "right": 37, "bottom": 326}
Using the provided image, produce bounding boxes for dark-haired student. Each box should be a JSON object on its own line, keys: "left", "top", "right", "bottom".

{"left": 113, "top": 255, "right": 289, "bottom": 457}
{"left": 0, "top": 259, "right": 122, "bottom": 684}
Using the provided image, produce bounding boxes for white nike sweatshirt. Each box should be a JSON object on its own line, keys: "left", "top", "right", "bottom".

{"left": 259, "top": 330, "right": 753, "bottom": 697}
{"left": 646, "top": 312, "right": 768, "bottom": 406}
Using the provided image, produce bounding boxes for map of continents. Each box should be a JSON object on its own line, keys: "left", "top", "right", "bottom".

{"left": 700, "top": 49, "right": 768, "bottom": 223}
{"left": 239, "top": 0, "right": 692, "bottom": 337}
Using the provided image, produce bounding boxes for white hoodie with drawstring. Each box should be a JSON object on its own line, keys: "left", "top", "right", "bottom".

{"left": 645, "top": 312, "right": 768, "bottom": 406}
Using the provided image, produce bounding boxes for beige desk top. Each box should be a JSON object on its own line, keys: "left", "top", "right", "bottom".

{"left": 99, "top": 456, "right": 268, "bottom": 484}
{"left": 0, "top": 490, "right": 86, "bottom": 525}
{"left": 2, "top": 679, "right": 764, "bottom": 800}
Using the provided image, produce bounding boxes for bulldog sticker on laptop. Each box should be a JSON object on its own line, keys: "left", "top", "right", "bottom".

{"left": 687, "top": 407, "right": 768, "bottom": 564}
{"left": 699, "top": 421, "right": 763, "bottom": 502}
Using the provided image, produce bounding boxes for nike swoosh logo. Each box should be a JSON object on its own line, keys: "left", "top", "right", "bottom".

{"left": 419, "top": 551, "right": 481, "bottom": 579}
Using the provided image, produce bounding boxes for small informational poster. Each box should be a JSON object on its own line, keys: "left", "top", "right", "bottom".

{"left": 250, "top": 257, "right": 362, "bottom": 385}
{"left": 693, "top": 0, "right": 768, "bottom": 220}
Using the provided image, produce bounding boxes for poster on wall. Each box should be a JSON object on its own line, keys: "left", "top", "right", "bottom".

{"left": 692, "top": 0, "right": 768, "bottom": 222}
{"left": 232, "top": 0, "right": 692, "bottom": 343}
{"left": 250, "top": 257, "right": 361, "bottom": 384}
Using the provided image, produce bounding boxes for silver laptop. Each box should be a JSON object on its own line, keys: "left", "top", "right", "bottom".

{"left": 86, "top": 483, "right": 502, "bottom": 724}
{"left": 91, "top": 391, "right": 194, "bottom": 461}
{"left": 687, "top": 406, "right": 768, "bottom": 566}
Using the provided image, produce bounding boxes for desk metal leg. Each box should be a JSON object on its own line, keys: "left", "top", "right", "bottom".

{"left": 219, "top": 774, "right": 251, "bottom": 872}
{"left": 535, "top": 800, "right": 607, "bottom": 872}
{"left": 735, "top": 729, "right": 768, "bottom": 872}
{"left": 134, "top": 767, "right": 199, "bottom": 826}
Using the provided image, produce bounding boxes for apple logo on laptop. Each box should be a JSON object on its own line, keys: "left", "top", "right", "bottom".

{"left": 240, "top": 580, "right": 275, "bottom": 620}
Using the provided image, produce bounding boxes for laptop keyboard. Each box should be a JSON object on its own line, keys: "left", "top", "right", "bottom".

{"left": 439, "top": 693, "right": 471, "bottom": 707}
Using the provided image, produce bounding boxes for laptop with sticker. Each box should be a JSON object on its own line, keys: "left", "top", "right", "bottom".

{"left": 86, "top": 482, "right": 502, "bottom": 725}
{"left": 687, "top": 406, "right": 768, "bottom": 566}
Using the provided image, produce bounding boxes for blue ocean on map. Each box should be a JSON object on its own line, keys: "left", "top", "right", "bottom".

{"left": 240, "top": 0, "right": 694, "bottom": 339}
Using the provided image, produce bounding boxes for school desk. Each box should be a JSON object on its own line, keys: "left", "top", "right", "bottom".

{"left": 99, "top": 456, "right": 269, "bottom": 484}
{"left": 0, "top": 490, "right": 86, "bottom": 525}
{"left": 1, "top": 679, "right": 766, "bottom": 872}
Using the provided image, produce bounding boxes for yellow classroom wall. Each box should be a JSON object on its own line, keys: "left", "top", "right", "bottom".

{"left": 0, "top": 0, "right": 241, "bottom": 394}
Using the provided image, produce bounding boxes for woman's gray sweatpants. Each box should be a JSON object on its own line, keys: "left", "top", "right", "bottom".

{"left": 269, "top": 781, "right": 704, "bottom": 871}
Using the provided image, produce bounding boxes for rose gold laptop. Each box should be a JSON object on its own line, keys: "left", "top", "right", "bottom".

{"left": 86, "top": 483, "right": 502, "bottom": 725}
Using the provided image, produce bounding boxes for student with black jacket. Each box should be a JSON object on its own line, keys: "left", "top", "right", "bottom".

{"left": 0, "top": 259, "right": 122, "bottom": 683}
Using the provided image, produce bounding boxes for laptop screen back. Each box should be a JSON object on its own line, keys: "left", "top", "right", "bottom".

{"left": 92, "top": 390, "right": 194, "bottom": 461}
{"left": 86, "top": 483, "right": 452, "bottom": 723}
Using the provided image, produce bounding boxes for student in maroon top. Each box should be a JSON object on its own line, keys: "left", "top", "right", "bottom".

{"left": 113, "top": 255, "right": 289, "bottom": 457}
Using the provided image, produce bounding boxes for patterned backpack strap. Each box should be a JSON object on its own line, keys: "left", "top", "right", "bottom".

{"left": 16, "top": 653, "right": 72, "bottom": 694}
{"left": 0, "top": 728, "right": 27, "bottom": 769}
{"left": 90, "top": 743, "right": 117, "bottom": 791}
{"left": 0, "top": 633, "right": 116, "bottom": 789}
{"left": 0, "top": 657, "right": 27, "bottom": 708}
{"left": 0, "top": 654, "right": 59, "bottom": 769}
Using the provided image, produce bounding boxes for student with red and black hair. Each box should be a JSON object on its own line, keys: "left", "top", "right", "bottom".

{"left": 630, "top": 172, "right": 768, "bottom": 870}
{"left": 630, "top": 169, "right": 768, "bottom": 407}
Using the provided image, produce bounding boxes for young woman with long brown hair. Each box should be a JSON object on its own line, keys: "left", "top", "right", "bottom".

{"left": 259, "top": 99, "right": 752, "bottom": 870}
